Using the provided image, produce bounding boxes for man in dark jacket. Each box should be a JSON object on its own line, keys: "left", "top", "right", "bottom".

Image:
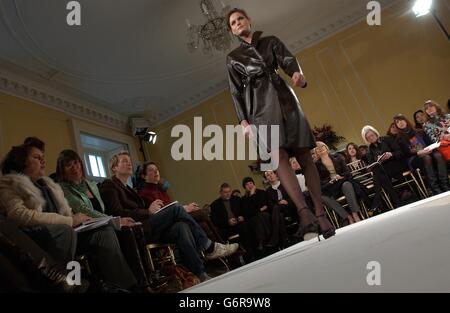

{"left": 210, "top": 183, "right": 255, "bottom": 261}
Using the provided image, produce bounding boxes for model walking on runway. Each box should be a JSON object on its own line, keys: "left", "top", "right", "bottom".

{"left": 226, "top": 8, "right": 335, "bottom": 240}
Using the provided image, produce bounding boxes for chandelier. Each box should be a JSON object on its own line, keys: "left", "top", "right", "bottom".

{"left": 186, "top": 0, "right": 234, "bottom": 55}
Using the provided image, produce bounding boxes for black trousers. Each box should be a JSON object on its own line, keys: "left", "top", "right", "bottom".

{"left": 117, "top": 225, "right": 150, "bottom": 288}
{"left": 371, "top": 164, "right": 400, "bottom": 209}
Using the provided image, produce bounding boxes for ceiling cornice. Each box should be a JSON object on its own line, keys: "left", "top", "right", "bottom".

{"left": 0, "top": 69, "right": 129, "bottom": 133}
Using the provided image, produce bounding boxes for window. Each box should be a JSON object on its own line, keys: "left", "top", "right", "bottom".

{"left": 79, "top": 132, "right": 130, "bottom": 181}
{"left": 85, "top": 153, "right": 107, "bottom": 178}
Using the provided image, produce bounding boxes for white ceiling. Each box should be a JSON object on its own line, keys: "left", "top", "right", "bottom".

{"left": 0, "top": 0, "right": 398, "bottom": 127}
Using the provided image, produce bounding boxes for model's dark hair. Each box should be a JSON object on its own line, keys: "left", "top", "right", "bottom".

{"left": 226, "top": 8, "right": 249, "bottom": 30}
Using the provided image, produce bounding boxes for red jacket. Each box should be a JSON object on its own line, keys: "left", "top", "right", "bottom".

{"left": 138, "top": 183, "right": 171, "bottom": 207}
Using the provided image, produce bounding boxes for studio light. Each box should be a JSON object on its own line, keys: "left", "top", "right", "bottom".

{"left": 145, "top": 131, "right": 157, "bottom": 144}
{"left": 412, "top": 0, "right": 432, "bottom": 17}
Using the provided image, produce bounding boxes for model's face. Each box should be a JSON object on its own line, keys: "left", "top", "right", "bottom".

{"left": 425, "top": 105, "right": 437, "bottom": 116}
{"left": 63, "top": 159, "right": 83, "bottom": 182}
{"left": 415, "top": 112, "right": 427, "bottom": 124}
{"left": 220, "top": 187, "right": 232, "bottom": 200}
{"left": 229, "top": 12, "right": 251, "bottom": 37}
{"left": 347, "top": 145, "right": 357, "bottom": 157}
{"left": 264, "top": 171, "right": 278, "bottom": 183}
{"left": 366, "top": 131, "right": 378, "bottom": 144}
{"left": 395, "top": 120, "right": 407, "bottom": 130}
{"left": 115, "top": 155, "right": 133, "bottom": 177}
{"left": 143, "top": 164, "right": 160, "bottom": 183}
{"left": 24, "top": 147, "right": 45, "bottom": 181}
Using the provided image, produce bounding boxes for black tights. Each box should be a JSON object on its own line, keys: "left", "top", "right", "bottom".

{"left": 272, "top": 148, "right": 328, "bottom": 229}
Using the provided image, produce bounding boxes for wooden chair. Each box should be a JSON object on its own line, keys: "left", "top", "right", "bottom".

{"left": 145, "top": 243, "right": 177, "bottom": 272}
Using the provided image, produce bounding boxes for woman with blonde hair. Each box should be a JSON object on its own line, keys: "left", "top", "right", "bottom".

{"left": 314, "top": 141, "right": 364, "bottom": 222}
{"left": 361, "top": 126, "right": 404, "bottom": 210}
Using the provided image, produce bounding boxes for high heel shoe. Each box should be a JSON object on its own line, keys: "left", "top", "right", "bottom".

{"left": 316, "top": 213, "right": 335, "bottom": 240}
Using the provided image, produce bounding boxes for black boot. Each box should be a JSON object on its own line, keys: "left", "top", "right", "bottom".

{"left": 424, "top": 162, "right": 443, "bottom": 195}
{"left": 437, "top": 167, "right": 450, "bottom": 192}
{"left": 0, "top": 231, "right": 89, "bottom": 293}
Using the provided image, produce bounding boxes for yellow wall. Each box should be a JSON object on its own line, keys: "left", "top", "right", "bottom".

{"left": 0, "top": 91, "right": 142, "bottom": 175}
{"left": 146, "top": 1, "right": 450, "bottom": 206}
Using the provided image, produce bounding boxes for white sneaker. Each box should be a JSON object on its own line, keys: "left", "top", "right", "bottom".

{"left": 205, "top": 242, "right": 239, "bottom": 260}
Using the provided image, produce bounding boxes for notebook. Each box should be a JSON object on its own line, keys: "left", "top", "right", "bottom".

{"left": 153, "top": 201, "right": 179, "bottom": 215}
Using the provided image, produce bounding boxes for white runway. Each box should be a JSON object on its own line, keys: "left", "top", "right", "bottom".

{"left": 186, "top": 192, "right": 450, "bottom": 293}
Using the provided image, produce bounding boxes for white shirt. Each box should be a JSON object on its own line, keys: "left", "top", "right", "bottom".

{"left": 296, "top": 174, "right": 308, "bottom": 191}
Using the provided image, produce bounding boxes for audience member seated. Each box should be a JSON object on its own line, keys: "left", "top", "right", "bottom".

{"left": 0, "top": 137, "right": 137, "bottom": 290}
{"left": 290, "top": 157, "right": 356, "bottom": 225}
{"left": 0, "top": 218, "right": 88, "bottom": 292}
{"left": 210, "top": 183, "right": 256, "bottom": 262}
{"left": 241, "top": 177, "right": 271, "bottom": 252}
{"left": 358, "top": 145, "right": 370, "bottom": 164}
{"left": 413, "top": 110, "right": 427, "bottom": 129}
{"left": 232, "top": 189, "right": 242, "bottom": 198}
{"left": 423, "top": 100, "right": 450, "bottom": 144}
{"left": 138, "top": 161, "right": 223, "bottom": 243}
{"left": 386, "top": 122, "right": 400, "bottom": 139}
{"left": 98, "top": 151, "right": 238, "bottom": 282}
{"left": 361, "top": 125, "right": 404, "bottom": 209}
{"left": 263, "top": 171, "right": 290, "bottom": 249}
{"left": 314, "top": 141, "right": 364, "bottom": 222}
{"left": 394, "top": 114, "right": 449, "bottom": 194}
{"left": 345, "top": 143, "right": 366, "bottom": 166}
{"left": 56, "top": 149, "right": 157, "bottom": 290}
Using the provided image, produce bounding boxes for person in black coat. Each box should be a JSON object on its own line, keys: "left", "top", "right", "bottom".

{"left": 394, "top": 114, "right": 449, "bottom": 195}
{"left": 226, "top": 8, "right": 334, "bottom": 240}
{"left": 314, "top": 142, "right": 363, "bottom": 223}
{"left": 241, "top": 177, "right": 271, "bottom": 251}
{"left": 361, "top": 125, "right": 404, "bottom": 209}
{"left": 210, "top": 183, "right": 256, "bottom": 261}
{"left": 264, "top": 171, "right": 292, "bottom": 249}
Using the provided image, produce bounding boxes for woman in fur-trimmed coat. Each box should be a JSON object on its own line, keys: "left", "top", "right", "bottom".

{"left": 0, "top": 173, "right": 73, "bottom": 226}
{"left": 0, "top": 137, "right": 137, "bottom": 289}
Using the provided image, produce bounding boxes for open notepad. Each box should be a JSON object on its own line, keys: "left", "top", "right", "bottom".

{"left": 423, "top": 142, "right": 441, "bottom": 152}
{"left": 153, "top": 201, "right": 179, "bottom": 215}
{"left": 366, "top": 152, "right": 388, "bottom": 170}
{"left": 74, "top": 216, "right": 121, "bottom": 233}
